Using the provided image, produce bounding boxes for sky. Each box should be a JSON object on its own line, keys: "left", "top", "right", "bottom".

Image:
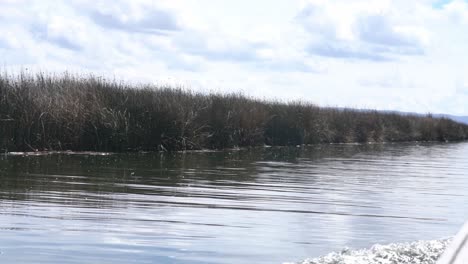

{"left": 1, "top": 0, "right": 468, "bottom": 115}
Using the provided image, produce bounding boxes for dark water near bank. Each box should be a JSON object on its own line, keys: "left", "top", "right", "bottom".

{"left": 0, "top": 143, "right": 467, "bottom": 264}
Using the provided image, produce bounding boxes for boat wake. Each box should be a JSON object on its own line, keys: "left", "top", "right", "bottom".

{"left": 294, "top": 239, "right": 451, "bottom": 264}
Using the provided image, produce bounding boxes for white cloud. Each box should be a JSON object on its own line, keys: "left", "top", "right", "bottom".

{"left": 297, "top": 0, "right": 429, "bottom": 61}
{"left": 440, "top": 0, "right": 468, "bottom": 24}
{"left": 83, "top": 2, "right": 180, "bottom": 34}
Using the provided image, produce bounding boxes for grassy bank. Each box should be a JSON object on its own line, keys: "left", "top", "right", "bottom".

{"left": 1, "top": 73, "right": 467, "bottom": 152}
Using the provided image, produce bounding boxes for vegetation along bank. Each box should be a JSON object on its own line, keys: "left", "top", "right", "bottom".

{"left": 1, "top": 73, "right": 467, "bottom": 152}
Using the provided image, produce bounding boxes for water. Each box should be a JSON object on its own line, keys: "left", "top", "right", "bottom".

{"left": 0, "top": 143, "right": 467, "bottom": 264}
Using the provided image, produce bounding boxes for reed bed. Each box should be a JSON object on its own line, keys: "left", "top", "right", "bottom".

{"left": 1, "top": 73, "right": 467, "bottom": 152}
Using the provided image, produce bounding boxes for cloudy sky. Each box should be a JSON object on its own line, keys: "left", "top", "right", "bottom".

{"left": 1, "top": 0, "right": 468, "bottom": 115}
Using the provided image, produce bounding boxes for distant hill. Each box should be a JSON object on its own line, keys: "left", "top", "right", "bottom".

{"left": 361, "top": 109, "right": 468, "bottom": 125}
{"left": 400, "top": 113, "right": 468, "bottom": 125}
{"left": 339, "top": 108, "right": 468, "bottom": 125}
{"left": 442, "top": 115, "right": 468, "bottom": 125}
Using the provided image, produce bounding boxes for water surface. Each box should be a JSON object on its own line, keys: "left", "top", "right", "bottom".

{"left": 0, "top": 143, "right": 467, "bottom": 263}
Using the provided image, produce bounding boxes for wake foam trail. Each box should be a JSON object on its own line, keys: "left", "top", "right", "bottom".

{"left": 295, "top": 239, "right": 451, "bottom": 264}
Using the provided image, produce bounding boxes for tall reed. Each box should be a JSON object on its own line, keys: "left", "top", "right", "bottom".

{"left": 0, "top": 73, "right": 467, "bottom": 152}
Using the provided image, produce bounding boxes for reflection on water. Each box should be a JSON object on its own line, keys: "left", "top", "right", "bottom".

{"left": 0, "top": 143, "right": 467, "bottom": 263}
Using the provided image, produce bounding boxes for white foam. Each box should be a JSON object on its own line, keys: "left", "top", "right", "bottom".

{"left": 293, "top": 239, "right": 451, "bottom": 264}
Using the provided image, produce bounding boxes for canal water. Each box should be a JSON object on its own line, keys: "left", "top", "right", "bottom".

{"left": 0, "top": 143, "right": 467, "bottom": 263}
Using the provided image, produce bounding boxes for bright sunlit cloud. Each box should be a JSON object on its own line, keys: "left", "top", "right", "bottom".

{"left": 1, "top": 0, "right": 468, "bottom": 115}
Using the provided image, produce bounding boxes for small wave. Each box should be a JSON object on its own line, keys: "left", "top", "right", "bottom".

{"left": 293, "top": 239, "right": 451, "bottom": 264}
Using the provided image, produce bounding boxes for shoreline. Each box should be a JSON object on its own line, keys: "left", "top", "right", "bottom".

{"left": 3, "top": 140, "right": 466, "bottom": 156}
